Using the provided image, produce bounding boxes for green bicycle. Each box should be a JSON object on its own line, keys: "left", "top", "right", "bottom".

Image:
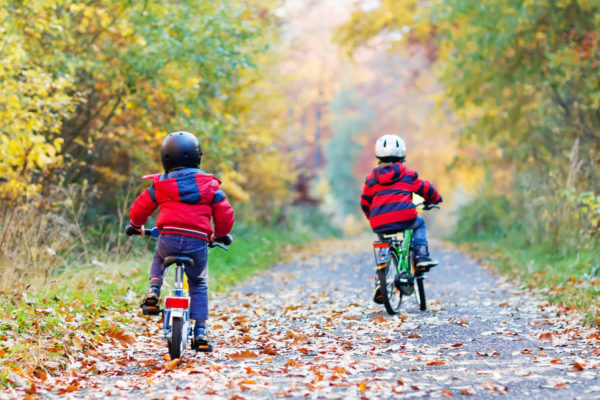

{"left": 372, "top": 203, "right": 439, "bottom": 314}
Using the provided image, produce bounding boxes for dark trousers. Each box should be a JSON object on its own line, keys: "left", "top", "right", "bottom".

{"left": 150, "top": 234, "right": 208, "bottom": 320}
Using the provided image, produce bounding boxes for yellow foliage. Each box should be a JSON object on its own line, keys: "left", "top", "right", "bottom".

{"left": 0, "top": 0, "right": 292, "bottom": 218}
{"left": 0, "top": 5, "right": 76, "bottom": 199}
{"left": 220, "top": 170, "right": 250, "bottom": 203}
{"left": 238, "top": 152, "right": 296, "bottom": 218}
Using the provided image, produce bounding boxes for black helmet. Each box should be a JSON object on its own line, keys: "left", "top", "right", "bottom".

{"left": 160, "top": 131, "right": 202, "bottom": 172}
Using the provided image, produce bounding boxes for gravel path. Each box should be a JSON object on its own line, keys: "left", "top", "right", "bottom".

{"left": 28, "top": 238, "right": 600, "bottom": 399}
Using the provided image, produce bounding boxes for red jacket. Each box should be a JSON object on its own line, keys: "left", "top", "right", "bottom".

{"left": 129, "top": 168, "right": 234, "bottom": 241}
{"left": 360, "top": 162, "right": 441, "bottom": 233}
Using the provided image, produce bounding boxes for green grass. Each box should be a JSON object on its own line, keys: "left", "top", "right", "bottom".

{"left": 452, "top": 191, "right": 600, "bottom": 325}
{"left": 455, "top": 234, "right": 600, "bottom": 325}
{"left": 0, "top": 263, "right": 143, "bottom": 388}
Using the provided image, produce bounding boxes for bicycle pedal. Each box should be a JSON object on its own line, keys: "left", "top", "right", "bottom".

{"left": 141, "top": 305, "right": 162, "bottom": 316}
{"left": 193, "top": 342, "right": 213, "bottom": 352}
{"left": 373, "top": 287, "right": 384, "bottom": 304}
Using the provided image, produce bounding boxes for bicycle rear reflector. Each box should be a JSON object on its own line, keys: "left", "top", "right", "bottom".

{"left": 373, "top": 241, "right": 390, "bottom": 267}
{"left": 373, "top": 242, "right": 390, "bottom": 248}
{"left": 165, "top": 297, "right": 189, "bottom": 309}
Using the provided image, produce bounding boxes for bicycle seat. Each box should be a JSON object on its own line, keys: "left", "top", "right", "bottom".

{"left": 378, "top": 231, "right": 406, "bottom": 241}
{"left": 163, "top": 255, "right": 195, "bottom": 267}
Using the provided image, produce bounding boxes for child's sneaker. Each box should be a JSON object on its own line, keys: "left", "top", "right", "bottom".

{"left": 373, "top": 285, "right": 383, "bottom": 304}
{"left": 141, "top": 286, "right": 160, "bottom": 307}
{"left": 414, "top": 245, "right": 438, "bottom": 269}
{"left": 192, "top": 322, "right": 212, "bottom": 352}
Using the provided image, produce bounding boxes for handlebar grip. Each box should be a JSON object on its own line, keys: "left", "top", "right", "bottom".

{"left": 214, "top": 234, "right": 233, "bottom": 246}
{"left": 126, "top": 225, "right": 159, "bottom": 237}
{"left": 125, "top": 225, "right": 141, "bottom": 236}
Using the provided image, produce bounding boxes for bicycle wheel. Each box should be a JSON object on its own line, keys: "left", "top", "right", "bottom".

{"left": 377, "top": 250, "right": 402, "bottom": 315}
{"left": 410, "top": 249, "right": 427, "bottom": 311}
{"left": 168, "top": 316, "right": 184, "bottom": 360}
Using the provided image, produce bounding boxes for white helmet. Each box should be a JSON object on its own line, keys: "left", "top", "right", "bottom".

{"left": 374, "top": 134, "right": 406, "bottom": 159}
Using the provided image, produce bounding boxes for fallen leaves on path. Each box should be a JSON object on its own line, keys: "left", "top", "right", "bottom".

{"left": 3, "top": 243, "right": 600, "bottom": 399}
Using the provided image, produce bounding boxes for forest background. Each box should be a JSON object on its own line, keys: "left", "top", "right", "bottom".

{"left": 0, "top": 0, "right": 599, "bottom": 385}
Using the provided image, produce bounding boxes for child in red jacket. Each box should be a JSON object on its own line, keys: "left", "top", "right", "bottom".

{"left": 361, "top": 134, "right": 442, "bottom": 268}
{"left": 128, "top": 131, "right": 234, "bottom": 349}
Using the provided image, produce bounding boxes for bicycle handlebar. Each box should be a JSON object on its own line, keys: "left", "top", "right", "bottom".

{"left": 209, "top": 234, "right": 233, "bottom": 251}
{"left": 213, "top": 234, "right": 233, "bottom": 246}
{"left": 125, "top": 225, "right": 232, "bottom": 250}
{"left": 145, "top": 227, "right": 160, "bottom": 237}
{"left": 125, "top": 225, "right": 160, "bottom": 237}
{"left": 416, "top": 202, "right": 440, "bottom": 211}
{"left": 208, "top": 242, "right": 228, "bottom": 251}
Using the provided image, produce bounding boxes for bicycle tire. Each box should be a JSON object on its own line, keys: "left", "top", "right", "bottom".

{"left": 416, "top": 274, "right": 426, "bottom": 311}
{"left": 378, "top": 250, "right": 402, "bottom": 315}
{"left": 410, "top": 249, "right": 427, "bottom": 311}
{"left": 169, "top": 317, "right": 184, "bottom": 360}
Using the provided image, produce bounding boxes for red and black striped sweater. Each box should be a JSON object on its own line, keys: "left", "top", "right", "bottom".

{"left": 360, "top": 162, "right": 442, "bottom": 233}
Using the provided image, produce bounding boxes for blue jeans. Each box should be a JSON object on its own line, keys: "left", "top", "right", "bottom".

{"left": 377, "top": 216, "right": 428, "bottom": 246}
{"left": 411, "top": 216, "right": 428, "bottom": 246}
{"left": 149, "top": 234, "right": 208, "bottom": 320}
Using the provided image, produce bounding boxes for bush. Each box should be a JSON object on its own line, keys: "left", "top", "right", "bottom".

{"left": 0, "top": 186, "right": 143, "bottom": 291}
{"left": 455, "top": 194, "right": 511, "bottom": 240}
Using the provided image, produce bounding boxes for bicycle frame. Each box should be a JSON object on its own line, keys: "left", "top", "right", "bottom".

{"left": 396, "top": 229, "right": 413, "bottom": 275}
{"left": 371, "top": 203, "right": 438, "bottom": 314}
{"left": 374, "top": 229, "right": 413, "bottom": 276}
{"left": 373, "top": 228, "right": 423, "bottom": 314}
{"left": 129, "top": 226, "right": 232, "bottom": 357}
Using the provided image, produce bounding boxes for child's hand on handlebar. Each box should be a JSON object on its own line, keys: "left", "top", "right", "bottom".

{"left": 125, "top": 224, "right": 144, "bottom": 236}
{"left": 422, "top": 202, "right": 440, "bottom": 210}
{"left": 211, "top": 234, "right": 233, "bottom": 245}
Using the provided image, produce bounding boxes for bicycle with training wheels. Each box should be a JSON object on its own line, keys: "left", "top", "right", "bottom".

{"left": 372, "top": 203, "right": 439, "bottom": 315}
{"left": 126, "top": 225, "right": 231, "bottom": 360}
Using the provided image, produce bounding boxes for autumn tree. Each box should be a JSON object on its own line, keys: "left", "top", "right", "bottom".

{"left": 1, "top": 0, "right": 292, "bottom": 219}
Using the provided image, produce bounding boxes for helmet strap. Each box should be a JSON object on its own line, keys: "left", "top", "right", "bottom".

{"left": 377, "top": 156, "right": 405, "bottom": 164}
